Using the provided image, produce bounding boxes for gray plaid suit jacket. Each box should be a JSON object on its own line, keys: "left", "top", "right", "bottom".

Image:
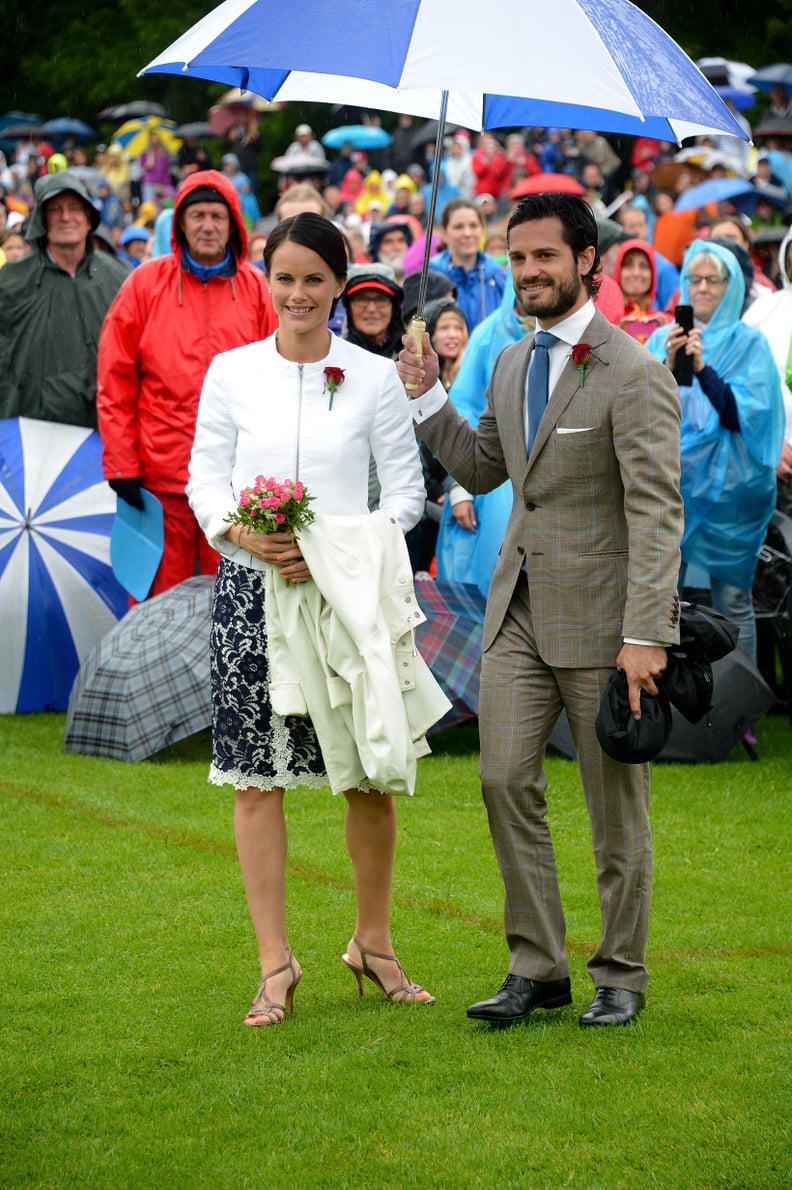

{"left": 417, "top": 309, "right": 684, "bottom": 666}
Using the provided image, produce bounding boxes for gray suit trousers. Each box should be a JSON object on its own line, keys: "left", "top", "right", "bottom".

{"left": 478, "top": 572, "right": 652, "bottom": 993}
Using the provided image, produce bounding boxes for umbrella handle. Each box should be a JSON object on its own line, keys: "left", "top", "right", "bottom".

{"left": 405, "top": 318, "right": 426, "bottom": 394}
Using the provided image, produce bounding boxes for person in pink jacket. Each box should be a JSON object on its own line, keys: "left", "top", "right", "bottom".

{"left": 97, "top": 169, "right": 276, "bottom": 597}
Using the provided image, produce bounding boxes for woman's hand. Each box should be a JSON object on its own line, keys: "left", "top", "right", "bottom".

{"left": 231, "top": 528, "right": 313, "bottom": 583}
{"left": 665, "top": 321, "right": 705, "bottom": 374}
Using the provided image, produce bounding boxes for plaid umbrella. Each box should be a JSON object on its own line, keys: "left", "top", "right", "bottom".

{"left": 414, "top": 577, "right": 486, "bottom": 731}
{"left": 64, "top": 576, "right": 214, "bottom": 762}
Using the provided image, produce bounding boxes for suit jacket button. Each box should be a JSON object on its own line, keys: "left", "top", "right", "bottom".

{"left": 526, "top": 502, "right": 536, "bottom": 511}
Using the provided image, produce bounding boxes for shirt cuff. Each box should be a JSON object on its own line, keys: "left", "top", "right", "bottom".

{"left": 410, "top": 381, "right": 447, "bottom": 423}
{"left": 448, "top": 483, "right": 473, "bottom": 505}
{"left": 623, "top": 637, "right": 674, "bottom": 648}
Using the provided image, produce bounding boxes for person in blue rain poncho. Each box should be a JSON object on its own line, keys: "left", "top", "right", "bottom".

{"left": 434, "top": 273, "right": 532, "bottom": 595}
{"left": 645, "top": 239, "right": 785, "bottom": 664}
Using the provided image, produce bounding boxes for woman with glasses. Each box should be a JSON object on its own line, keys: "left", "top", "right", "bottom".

{"left": 646, "top": 240, "right": 785, "bottom": 665}
{"left": 341, "top": 263, "right": 405, "bottom": 359}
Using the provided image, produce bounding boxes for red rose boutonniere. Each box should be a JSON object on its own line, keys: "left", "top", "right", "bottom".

{"left": 570, "top": 342, "right": 607, "bottom": 388}
{"left": 323, "top": 366, "right": 346, "bottom": 410}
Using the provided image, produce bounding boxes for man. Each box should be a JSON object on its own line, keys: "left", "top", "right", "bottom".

{"left": 285, "top": 123, "right": 326, "bottom": 161}
{"left": 368, "top": 220, "right": 413, "bottom": 283}
{"left": 398, "top": 193, "right": 683, "bottom": 1027}
{"left": 97, "top": 169, "right": 276, "bottom": 599}
{"left": 0, "top": 171, "right": 129, "bottom": 427}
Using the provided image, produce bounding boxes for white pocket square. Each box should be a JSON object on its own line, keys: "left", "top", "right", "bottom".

{"left": 556, "top": 426, "right": 594, "bottom": 435}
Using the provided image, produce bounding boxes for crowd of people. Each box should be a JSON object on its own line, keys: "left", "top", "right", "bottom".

{"left": 1, "top": 100, "right": 790, "bottom": 1029}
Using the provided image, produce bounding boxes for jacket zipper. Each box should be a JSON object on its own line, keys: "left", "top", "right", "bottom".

{"left": 295, "top": 363, "right": 303, "bottom": 479}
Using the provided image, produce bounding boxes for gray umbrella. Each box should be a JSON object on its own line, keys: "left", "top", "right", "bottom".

{"left": 64, "top": 576, "right": 214, "bottom": 762}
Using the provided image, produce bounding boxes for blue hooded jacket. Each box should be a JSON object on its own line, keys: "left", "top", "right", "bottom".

{"left": 434, "top": 274, "right": 532, "bottom": 594}
{"left": 645, "top": 239, "right": 785, "bottom": 588}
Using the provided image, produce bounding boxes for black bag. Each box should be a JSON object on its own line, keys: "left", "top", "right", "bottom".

{"left": 661, "top": 602, "right": 739, "bottom": 724}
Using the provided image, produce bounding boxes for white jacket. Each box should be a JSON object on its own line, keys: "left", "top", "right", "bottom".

{"left": 266, "top": 512, "right": 451, "bottom": 796}
{"left": 187, "top": 333, "right": 425, "bottom": 562}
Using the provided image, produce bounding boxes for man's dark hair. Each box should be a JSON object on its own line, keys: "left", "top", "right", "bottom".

{"left": 507, "top": 193, "right": 601, "bottom": 297}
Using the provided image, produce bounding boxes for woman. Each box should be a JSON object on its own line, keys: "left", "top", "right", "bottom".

{"left": 613, "top": 238, "right": 671, "bottom": 344}
{"left": 645, "top": 240, "right": 785, "bottom": 664}
{"left": 406, "top": 299, "right": 470, "bottom": 574}
{"left": 430, "top": 197, "right": 506, "bottom": 331}
{"left": 340, "top": 264, "right": 405, "bottom": 359}
{"left": 425, "top": 298, "right": 469, "bottom": 391}
{"left": 187, "top": 214, "right": 434, "bottom": 1027}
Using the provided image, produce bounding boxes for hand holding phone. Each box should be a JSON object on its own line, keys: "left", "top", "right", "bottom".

{"left": 672, "top": 304, "right": 694, "bottom": 386}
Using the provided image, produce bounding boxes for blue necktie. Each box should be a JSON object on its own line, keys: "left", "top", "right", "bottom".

{"left": 526, "top": 330, "right": 558, "bottom": 455}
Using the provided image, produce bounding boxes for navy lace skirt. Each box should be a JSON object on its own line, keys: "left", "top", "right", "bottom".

{"left": 209, "top": 559, "right": 327, "bottom": 791}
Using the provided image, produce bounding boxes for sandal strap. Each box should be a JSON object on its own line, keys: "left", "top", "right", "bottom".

{"left": 352, "top": 936, "right": 429, "bottom": 1002}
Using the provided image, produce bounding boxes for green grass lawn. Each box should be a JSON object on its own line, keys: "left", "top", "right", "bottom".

{"left": 1, "top": 712, "right": 790, "bottom": 1189}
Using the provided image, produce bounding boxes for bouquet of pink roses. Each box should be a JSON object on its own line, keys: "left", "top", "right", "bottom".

{"left": 225, "top": 476, "right": 315, "bottom": 536}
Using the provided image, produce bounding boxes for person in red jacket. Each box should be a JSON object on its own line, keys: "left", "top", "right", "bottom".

{"left": 97, "top": 169, "right": 276, "bottom": 598}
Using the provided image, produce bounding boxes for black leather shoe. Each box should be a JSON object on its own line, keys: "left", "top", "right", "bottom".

{"left": 467, "top": 975, "right": 572, "bottom": 1025}
{"left": 579, "top": 986, "right": 645, "bottom": 1026}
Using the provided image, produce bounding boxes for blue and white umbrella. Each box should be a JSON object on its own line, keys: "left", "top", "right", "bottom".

{"left": 141, "top": 0, "right": 747, "bottom": 322}
{"left": 0, "top": 418, "right": 128, "bottom": 714}
{"left": 141, "top": 0, "right": 748, "bottom": 144}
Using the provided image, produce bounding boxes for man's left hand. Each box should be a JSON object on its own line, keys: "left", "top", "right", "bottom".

{"left": 616, "top": 643, "right": 668, "bottom": 719}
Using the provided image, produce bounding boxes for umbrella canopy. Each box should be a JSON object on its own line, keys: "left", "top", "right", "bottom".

{"left": 42, "top": 118, "right": 97, "bottom": 143}
{"left": 0, "top": 123, "right": 49, "bottom": 139}
{"left": 672, "top": 177, "right": 758, "bottom": 213}
{"left": 509, "top": 173, "right": 586, "bottom": 200}
{"left": 697, "top": 57, "right": 756, "bottom": 91}
{"left": 111, "top": 116, "right": 182, "bottom": 158}
{"left": 64, "top": 576, "right": 214, "bottom": 762}
{"left": 172, "top": 121, "right": 217, "bottom": 139}
{"left": 141, "top": 0, "right": 748, "bottom": 145}
{"left": 712, "top": 85, "right": 756, "bottom": 113}
{"left": 270, "top": 152, "right": 330, "bottom": 175}
{"left": 414, "top": 577, "right": 485, "bottom": 730}
{"left": 322, "top": 124, "right": 392, "bottom": 150}
{"left": 0, "top": 418, "right": 128, "bottom": 714}
{"left": 753, "top": 115, "right": 792, "bottom": 140}
{"left": 98, "top": 101, "right": 169, "bottom": 120}
{"left": 657, "top": 652, "right": 776, "bottom": 763}
{"left": 746, "top": 64, "right": 792, "bottom": 95}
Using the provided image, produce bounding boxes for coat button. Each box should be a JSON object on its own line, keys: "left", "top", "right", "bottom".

{"left": 526, "top": 502, "right": 536, "bottom": 511}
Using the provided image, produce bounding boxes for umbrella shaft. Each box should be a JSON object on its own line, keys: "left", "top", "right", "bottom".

{"left": 415, "top": 90, "right": 450, "bottom": 321}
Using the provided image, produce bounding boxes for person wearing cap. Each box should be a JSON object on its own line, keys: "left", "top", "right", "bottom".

{"left": 0, "top": 170, "right": 129, "bottom": 427}
{"left": 341, "top": 263, "right": 405, "bottom": 360}
{"left": 117, "top": 225, "right": 151, "bottom": 268}
{"left": 368, "top": 219, "right": 414, "bottom": 284}
{"left": 285, "top": 123, "right": 326, "bottom": 161}
{"left": 97, "top": 169, "right": 276, "bottom": 599}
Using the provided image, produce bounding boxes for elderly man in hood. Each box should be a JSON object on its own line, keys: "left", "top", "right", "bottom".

{"left": 97, "top": 168, "right": 276, "bottom": 598}
{"left": 0, "top": 170, "right": 129, "bottom": 427}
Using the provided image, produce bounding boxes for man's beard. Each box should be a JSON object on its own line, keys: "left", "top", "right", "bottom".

{"left": 519, "top": 270, "right": 583, "bottom": 321}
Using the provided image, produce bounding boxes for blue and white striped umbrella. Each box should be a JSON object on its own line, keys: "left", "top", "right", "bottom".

{"left": 0, "top": 418, "right": 128, "bottom": 713}
{"left": 140, "top": 0, "right": 748, "bottom": 144}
